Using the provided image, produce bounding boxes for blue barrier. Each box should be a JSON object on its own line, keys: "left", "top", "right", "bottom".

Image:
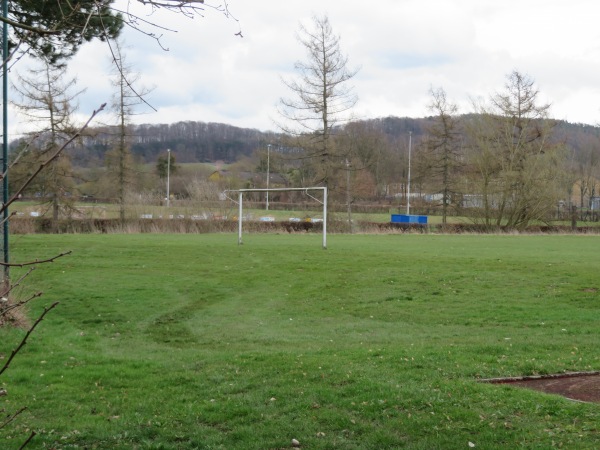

{"left": 391, "top": 214, "right": 428, "bottom": 224}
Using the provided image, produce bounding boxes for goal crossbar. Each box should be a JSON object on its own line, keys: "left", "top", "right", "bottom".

{"left": 224, "top": 187, "right": 328, "bottom": 249}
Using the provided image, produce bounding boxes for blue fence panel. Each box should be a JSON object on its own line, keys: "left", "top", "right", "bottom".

{"left": 391, "top": 214, "right": 428, "bottom": 224}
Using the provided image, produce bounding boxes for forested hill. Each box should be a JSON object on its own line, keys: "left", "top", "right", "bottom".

{"left": 356, "top": 115, "right": 600, "bottom": 152}
{"left": 70, "top": 121, "right": 280, "bottom": 166}
{"left": 344, "top": 116, "right": 600, "bottom": 162}
{"left": 43, "top": 116, "right": 600, "bottom": 167}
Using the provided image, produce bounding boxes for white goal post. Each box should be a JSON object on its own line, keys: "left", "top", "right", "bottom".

{"left": 224, "top": 187, "right": 328, "bottom": 249}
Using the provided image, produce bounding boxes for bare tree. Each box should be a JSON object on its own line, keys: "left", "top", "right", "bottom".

{"left": 335, "top": 121, "right": 387, "bottom": 228}
{"left": 105, "top": 40, "right": 152, "bottom": 222}
{"left": 185, "top": 178, "right": 232, "bottom": 219}
{"left": 573, "top": 140, "right": 600, "bottom": 210}
{"left": 422, "top": 87, "right": 463, "bottom": 224}
{"left": 463, "top": 114, "right": 501, "bottom": 226}
{"left": 467, "top": 71, "right": 566, "bottom": 229}
{"left": 11, "top": 58, "right": 83, "bottom": 229}
{"left": 278, "top": 15, "right": 359, "bottom": 188}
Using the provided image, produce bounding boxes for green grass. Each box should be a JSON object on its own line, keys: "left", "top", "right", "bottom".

{"left": 1, "top": 233, "right": 599, "bottom": 449}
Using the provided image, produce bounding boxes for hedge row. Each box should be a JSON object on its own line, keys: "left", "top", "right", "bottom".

{"left": 8, "top": 218, "right": 600, "bottom": 235}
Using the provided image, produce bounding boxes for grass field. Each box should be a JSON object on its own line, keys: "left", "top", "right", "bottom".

{"left": 1, "top": 233, "right": 599, "bottom": 449}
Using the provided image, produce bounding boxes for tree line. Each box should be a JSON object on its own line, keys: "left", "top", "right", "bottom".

{"left": 6, "top": 12, "right": 600, "bottom": 233}
{"left": 9, "top": 107, "right": 600, "bottom": 229}
{"left": 265, "top": 16, "right": 600, "bottom": 229}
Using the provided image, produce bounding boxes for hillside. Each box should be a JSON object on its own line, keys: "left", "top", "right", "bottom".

{"left": 68, "top": 122, "right": 281, "bottom": 167}
{"left": 12, "top": 116, "right": 600, "bottom": 168}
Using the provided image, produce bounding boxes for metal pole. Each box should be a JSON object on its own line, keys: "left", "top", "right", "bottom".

{"left": 166, "top": 149, "right": 171, "bottom": 207}
{"left": 238, "top": 191, "right": 243, "bottom": 245}
{"left": 322, "top": 187, "right": 327, "bottom": 249}
{"left": 406, "top": 131, "right": 412, "bottom": 216}
{"left": 345, "top": 159, "right": 351, "bottom": 231}
{"left": 266, "top": 144, "right": 270, "bottom": 210}
{"left": 2, "top": 0, "right": 9, "bottom": 279}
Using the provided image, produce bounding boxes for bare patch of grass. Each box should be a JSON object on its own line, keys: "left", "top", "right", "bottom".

{"left": 0, "top": 298, "right": 30, "bottom": 329}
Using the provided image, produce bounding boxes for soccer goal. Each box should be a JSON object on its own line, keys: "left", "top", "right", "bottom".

{"left": 224, "top": 187, "right": 328, "bottom": 249}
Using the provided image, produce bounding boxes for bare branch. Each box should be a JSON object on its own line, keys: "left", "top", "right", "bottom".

{"left": 0, "top": 251, "right": 72, "bottom": 268}
{"left": 1, "top": 104, "right": 106, "bottom": 215}
{"left": 0, "top": 15, "right": 60, "bottom": 35}
{"left": 0, "top": 407, "right": 28, "bottom": 430}
{"left": 18, "top": 430, "right": 36, "bottom": 450}
{"left": 0, "top": 302, "right": 59, "bottom": 377}
{"left": 0, "top": 40, "right": 25, "bottom": 72}
{"left": 0, "top": 212, "right": 17, "bottom": 231}
{"left": 105, "top": 38, "right": 157, "bottom": 112}
{"left": 0, "top": 292, "right": 43, "bottom": 319}
{"left": 277, "top": 15, "right": 358, "bottom": 189}
{"left": 117, "top": 0, "right": 241, "bottom": 40}
{"left": 0, "top": 268, "right": 35, "bottom": 299}
{"left": 137, "top": 0, "right": 206, "bottom": 7}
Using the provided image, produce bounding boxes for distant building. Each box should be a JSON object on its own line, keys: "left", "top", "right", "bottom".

{"left": 571, "top": 178, "right": 600, "bottom": 208}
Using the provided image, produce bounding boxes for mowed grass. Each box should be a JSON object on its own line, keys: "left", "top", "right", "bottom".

{"left": 1, "top": 233, "right": 599, "bottom": 449}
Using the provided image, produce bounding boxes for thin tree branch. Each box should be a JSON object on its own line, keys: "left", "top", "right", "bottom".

{"left": 0, "top": 251, "right": 72, "bottom": 268}
{"left": 104, "top": 37, "right": 157, "bottom": 112}
{"left": 0, "top": 292, "right": 43, "bottom": 318}
{"left": 18, "top": 430, "right": 36, "bottom": 450}
{"left": 0, "top": 302, "right": 59, "bottom": 377}
{"left": 0, "top": 268, "right": 35, "bottom": 298}
{"left": 0, "top": 16, "right": 61, "bottom": 35}
{"left": 1, "top": 104, "right": 106, "bottom": 215}
{"left": 0, "top": 212, "right": 17, "bottom": 230}
{"left": 0, "top": 406, "right": 27, "bottom": 430}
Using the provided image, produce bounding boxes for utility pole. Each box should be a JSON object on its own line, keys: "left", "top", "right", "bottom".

{"left": 406, "top": 131, "right": 412, "bottom": 215}
{"left": 346, "top": 159, "right": 353, "bottom": 230}
{"left": 166, "top": 149, "right": 171, "bottom": 207}
{"left": 266, "top": 144, "right": 271, "bottom": 210}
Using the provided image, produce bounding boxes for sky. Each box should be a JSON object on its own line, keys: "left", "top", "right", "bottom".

{"left": 9, "top": 0, "right": 600, "bottom": 137}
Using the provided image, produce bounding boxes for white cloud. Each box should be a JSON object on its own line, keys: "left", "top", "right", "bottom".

{"left": 9, "top": 0, "right": 600, "bottom": 137}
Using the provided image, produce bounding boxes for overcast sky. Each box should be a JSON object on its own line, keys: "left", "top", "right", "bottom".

{"left": 10, "top": 0, "right": 600, "bottom": 137}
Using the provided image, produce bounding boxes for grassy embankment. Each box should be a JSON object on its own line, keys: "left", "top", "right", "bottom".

{"left": 1, "top": 234, "right": 599, "bottom": 449}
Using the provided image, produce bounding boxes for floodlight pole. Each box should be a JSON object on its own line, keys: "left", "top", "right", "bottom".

{"left": 406, "top": 131, "right": 412, "bottom": 215}
{"left": 323, "top": 187, "right": 327, "bottom": 249}
{"left": 266, "top": 144, "right": 271, "bottom": 210}
{"left": 166, "top": 149, "right": 171, "bottom": 207}
{"left": 238, "top": 191, "right": 243, "bottom": 245}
